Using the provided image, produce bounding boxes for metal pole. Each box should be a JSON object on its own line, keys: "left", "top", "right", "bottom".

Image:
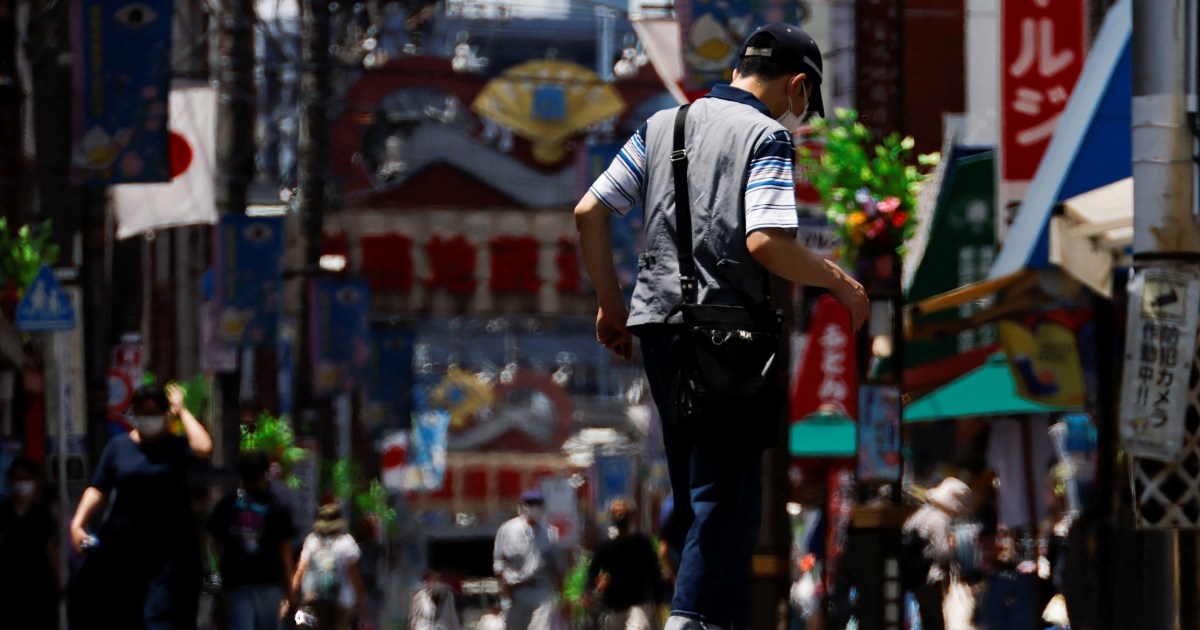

{"left": 1129, "top": 0, "right": 1200, "bottom": 627}
{"left": 213, "top": 0, "right": 256, "bottom": 466}
{"left": 296, "top": 0, "right": 331, "bottom": 453}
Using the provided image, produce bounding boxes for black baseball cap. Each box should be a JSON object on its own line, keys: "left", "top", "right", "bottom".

{"left": 739, "top": 23, "right": 825, "bottom": 117}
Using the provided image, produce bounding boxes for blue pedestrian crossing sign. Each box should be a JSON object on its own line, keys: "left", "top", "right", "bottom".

{"left": 15, "top": 265, "right": 75, "bottom": 332}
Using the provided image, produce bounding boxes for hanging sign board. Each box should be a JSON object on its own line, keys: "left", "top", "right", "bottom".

{"left": 1119, "top": 264, "right": 1200, "bottom": 461}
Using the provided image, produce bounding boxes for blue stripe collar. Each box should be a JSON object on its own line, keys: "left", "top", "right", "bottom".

{"left": 704, "top": 84, "right": 772, "bottom": 117}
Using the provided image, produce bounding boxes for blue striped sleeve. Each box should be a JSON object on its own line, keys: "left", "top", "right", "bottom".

{"left": 588, "top": 124, "right": 647, "bottom": 216}
{"left": 744, "top": 129, "right": 799, "bottom": 233}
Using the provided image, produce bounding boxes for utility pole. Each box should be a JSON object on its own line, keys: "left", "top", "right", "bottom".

{"left": 213, "top": 0, "right": 257, "bottom": 466}
{"left": 1126, "top": 1, "right": 1200, "bottom": 628}
{"left": 296, "top": 0, "right": 332, "bottom": 456}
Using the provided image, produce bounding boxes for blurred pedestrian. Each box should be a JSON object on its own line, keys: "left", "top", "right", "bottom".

{"left": 901, "top": 477, "right": 974, "bottom": 630}
{"left": 585, "top": 499, "right": 665, "bottom": 630}
{"left": 493, "top": 489, "right": 565, "bottom": 630}
{"left": 409, "top": 571, "right": 460, "bottom": 630}
{"left": 0, "top": 456, "right": 61, "bottom": 629}
{"left": 208, "top": 449, "right": 298, "bottom": 630}
{"left": 68, "top": 383, "right": 213, "bottom": 629}
{"left": 292, "top": 503, "right": 367, "bottom": 630}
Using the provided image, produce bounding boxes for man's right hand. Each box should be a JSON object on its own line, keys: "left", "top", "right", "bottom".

{"left": 827, "top": 260, "right": 870, "bottom": 332}
{"left": 70, "top": 524, "right": 92, "bottom": 554}
{"left": 596, "top": 301, "right": 633, "bottom": 360}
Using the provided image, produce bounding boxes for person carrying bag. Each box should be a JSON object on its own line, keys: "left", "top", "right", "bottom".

{"left": 668, "top": 102, "right": 785, "bottom": 448}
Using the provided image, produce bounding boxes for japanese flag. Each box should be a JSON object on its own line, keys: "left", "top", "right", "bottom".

{"left": 112, "top": 87, "right": 217, "bottom": 239}
{"left": 381, "top": 431, "right": 409, "bottom": 492}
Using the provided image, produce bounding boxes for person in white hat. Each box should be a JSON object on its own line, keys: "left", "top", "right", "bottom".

{"left": 901, "top": 477, "right": 973, "bottom": 630}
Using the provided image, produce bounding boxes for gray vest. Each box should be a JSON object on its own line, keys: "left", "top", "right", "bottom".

{"left": 628, "top": 98, "right": 787, "bottom": 329}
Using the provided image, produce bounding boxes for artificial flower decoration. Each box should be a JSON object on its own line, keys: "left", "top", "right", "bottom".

{"left": 797, "top": 108, "right": 939, "bottom": 266}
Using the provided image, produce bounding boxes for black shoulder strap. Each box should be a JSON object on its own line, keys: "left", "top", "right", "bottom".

{"left": 670, "top": 103, "right": 773, "bottom": 309}
{"left": 671, "top": 104, "right": 697, "bottom": 304}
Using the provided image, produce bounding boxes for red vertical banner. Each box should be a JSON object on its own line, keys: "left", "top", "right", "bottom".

{"left": 791, "top": 295, "right": 858, "bottom": 422}
{"left": 1000, "top": 0, "right": 1086, "bottom": 185}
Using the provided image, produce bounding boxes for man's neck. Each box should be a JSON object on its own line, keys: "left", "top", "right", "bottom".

{"left": 729, "top": 76, "right": 777, "bottom": 115}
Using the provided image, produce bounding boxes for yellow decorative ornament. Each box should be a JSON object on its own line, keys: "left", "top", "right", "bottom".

{"left": 428, "top": 366, "right": 495, "bottom": 431}
{"left": 472, "top": 59, "right": 627, "bottom": 164}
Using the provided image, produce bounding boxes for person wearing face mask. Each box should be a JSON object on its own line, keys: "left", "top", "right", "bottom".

{"left": 0, "top": 457, "right": 61, "bottom": 629}
{"left": 68, "top": 383, "right": 213, "bottom": 629}
{"left": 492, "top": 489, "right": 565, "bottom": 629}
{"left": 575, "top": 22, "right": 867, "bottom": 630}
{"left": 584, "top": 499, "right": 665, "bottom": 630}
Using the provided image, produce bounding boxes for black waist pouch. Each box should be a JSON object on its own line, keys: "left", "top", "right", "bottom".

{"left": 672, "top": 304, "right": 783, "bottom": 448}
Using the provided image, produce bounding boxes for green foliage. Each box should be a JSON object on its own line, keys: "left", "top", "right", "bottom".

{"left": 168, "top": 374, "right": 209, "bottom": 418}
{"left": 354, "top": 479, "right": 397, "bottom": 534}
{"left": 796, "top": 108, "right": 939, "bottom": 263}
{"left": 561, "top": 551, "right": 594, "bottom": 624}
{"left": 325, "top": 458, "right": 399, "bottom": 535}
{"left": 240, "top": 413, "right": 309, "bottom": 489}
{"left": 0, "top": 219, "right": 59, "bottom": 293}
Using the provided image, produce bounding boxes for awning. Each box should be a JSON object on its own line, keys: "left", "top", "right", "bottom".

{"left": 903, "top": 270, "right": 1051, "bottom": 341}
{"left": 1049, "top": 177, "right": 1132, "bottom": 298}
{"left": 988, "top": 0, "right": 1131, "bottom": 280}
{"left": 903, "top": 353, "right": 1082, "bottom": 423}
{"left": 790, "top": 408, "right": 857, "bottom": 457}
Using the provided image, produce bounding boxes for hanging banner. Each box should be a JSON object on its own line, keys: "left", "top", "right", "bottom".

{"left": 215, "top": 215, "right": 283, "bottom": 347}
{"left": 1120, "top": 264, "right": 1200, "bottom": 462}
{"left": 71, "top": 0, "right": 174, "bottom": 183}
{"left": 540, "top": 475, "right": 580, "bottom": 546}
{"left": 792, "top": 295, "right": 858, "bottom": 422}
{"left": 997, "top": 312, "right": 1087, "bottom": 408}
{"left": 857, "top": 385, "right": 902, "bottom": 482}
{"left": 404, "top": 408, "right": 450, "bottom": 492}
{"left": 365, "top": 328, "right": 415, "bottom": 435}
{"left": 311, "top": 279, "right": 372, "bottom": 395}
{"left": 1000, "top": 0, "right": 1086, "bottom": 199}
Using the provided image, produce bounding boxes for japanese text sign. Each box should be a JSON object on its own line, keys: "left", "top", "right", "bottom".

{"left": 1001, "top": 0, "right": 1086, "bottom": 183}
{"left": 1120, "top": 264, "right": 1200, "bottom": 461}
{"left": 792, "top": 295, "right": 858, "bottom": 421}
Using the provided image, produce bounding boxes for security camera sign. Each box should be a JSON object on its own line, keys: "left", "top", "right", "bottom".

{"left": 1120, "top": 265, "right": 1200, "bottom": 461}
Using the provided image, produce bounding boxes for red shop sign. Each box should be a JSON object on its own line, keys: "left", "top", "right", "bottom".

{"left": 1000, "top": 0, "right": 1087, "bottom": 184}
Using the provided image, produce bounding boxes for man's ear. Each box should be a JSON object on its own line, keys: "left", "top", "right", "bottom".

{"left": 791, "top": 73, "right": 809, "bottom": 96}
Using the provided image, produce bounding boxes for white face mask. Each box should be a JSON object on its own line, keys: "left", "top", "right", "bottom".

{"left": 135, "top": 415, "right": 167, "bottom": 437}
{"left": 775, "top": 79, "right": 809, "bottom": 132}
{"left": 12, "top": 480, "right": 35, "bottom": 498}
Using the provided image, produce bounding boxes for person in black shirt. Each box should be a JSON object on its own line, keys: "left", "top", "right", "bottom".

{"left": 0, "top": 457, "right": 61, "bottom": 629}
{"left": 208, "top": 449, "right": 298, "bottom": 630}
{"left": 69, "top": 383, "right": 213, "bottom": 629}
{"left": 585, "top": 499, "right": 665, "bottom": 630}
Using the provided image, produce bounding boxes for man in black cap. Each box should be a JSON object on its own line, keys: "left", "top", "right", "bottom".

{"left": 575, "top": 22, "right": 868, "bottom": 630}
{"left": 493, "top": 489, "right": 565, "bottom": 629}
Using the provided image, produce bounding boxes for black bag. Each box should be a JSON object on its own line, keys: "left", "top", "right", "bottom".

{"left": 669, "top": 104, "right": 783, "bottom": 447}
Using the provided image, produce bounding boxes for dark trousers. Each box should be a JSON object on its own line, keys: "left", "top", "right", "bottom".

{"left": 640, "top": 330, "right": 764, "bottom": 629}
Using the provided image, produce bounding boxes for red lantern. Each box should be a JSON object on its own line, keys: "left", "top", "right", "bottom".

{"left": 488, "top": 236, "right": 542, "bottom": 295}
{"left": 361, "top": 234, "right": 414, "bottom": 292}
{"left": 425, "top": 234, "right": 478, "bottom": 295}
{"left": 555, "top": 238, "right": 582, "bottom": 294}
